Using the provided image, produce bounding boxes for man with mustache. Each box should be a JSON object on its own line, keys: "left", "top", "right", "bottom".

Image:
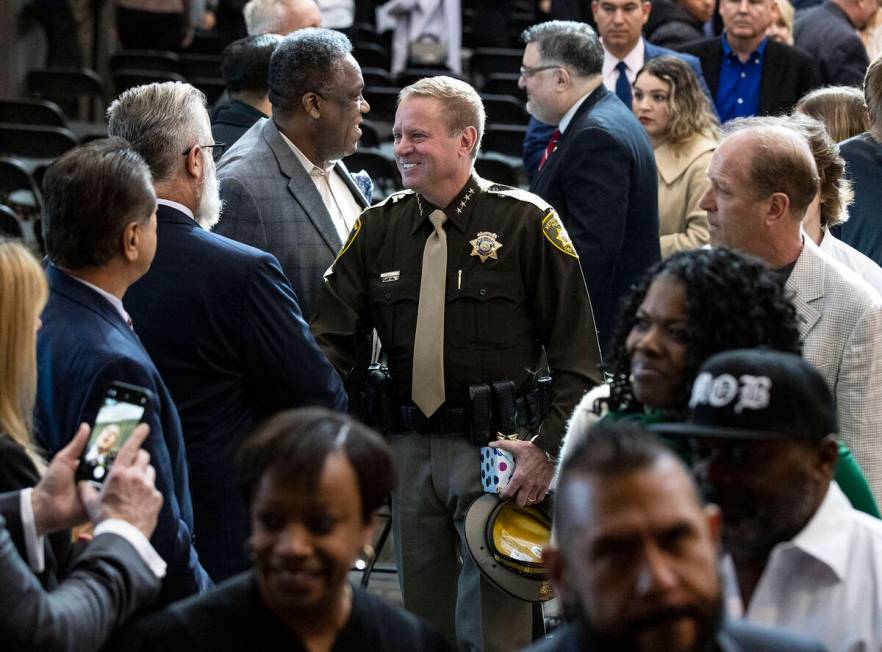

{"left": 654, "top": 349, "right": 882, "bottom": 652}
{"left": 534, "top": 420, "right": 825, "bottom": 652}
{"left": 108, "top": 81, "right": 346, "bottom": 582}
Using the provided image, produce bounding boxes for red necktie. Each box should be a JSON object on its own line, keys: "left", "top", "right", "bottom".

{"left": 539, "top": 128, "right": 561, "bottom": 170}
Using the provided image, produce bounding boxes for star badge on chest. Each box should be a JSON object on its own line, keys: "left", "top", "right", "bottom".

{"left": 469, "top": 232, "right": 503, "bottom": 262}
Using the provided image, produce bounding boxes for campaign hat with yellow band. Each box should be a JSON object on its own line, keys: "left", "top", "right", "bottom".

{"left": 464, "top": 494, "right": 555, "bottom": 602}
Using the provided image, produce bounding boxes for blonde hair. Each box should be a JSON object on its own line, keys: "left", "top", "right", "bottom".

{"left": 774, "top": 0, "right": 794, "bottom": 37}
{"left": 399, "top": 76, "right": 486, "bottom": 160}
{"left": 0, "top": 240, "right": 48, "bottom": 471}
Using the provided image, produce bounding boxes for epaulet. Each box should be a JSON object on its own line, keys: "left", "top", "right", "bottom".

{"left": 373, "top": 188, "right": 415, "bottom": 208}
{"left": 481, "top": 181, "right": 554, "bottom": 214}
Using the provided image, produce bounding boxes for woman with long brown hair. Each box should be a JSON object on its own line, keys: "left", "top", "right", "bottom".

{"left": 632, "top": 55, "right": 719, "bottom": 258}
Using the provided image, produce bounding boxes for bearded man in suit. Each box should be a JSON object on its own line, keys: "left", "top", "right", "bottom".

{"left": 522, "top": 20, "right": 660, "bottom": 354}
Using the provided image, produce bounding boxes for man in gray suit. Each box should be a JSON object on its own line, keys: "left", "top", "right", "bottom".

{"left": 698, "top": 119, "right": 882, "bottom": 502}
{"left": 531, "top": 420, "right": 826, "bottom": 652}
{"left": 1, "top": 424, "right": 163, "bottom": 649}
{"left": 217, "top": 27, "right": 370, "bottom": 318}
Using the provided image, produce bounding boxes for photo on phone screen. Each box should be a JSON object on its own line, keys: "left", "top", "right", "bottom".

{"left": 77, "top": 383, "right": 149, "bottom": 485}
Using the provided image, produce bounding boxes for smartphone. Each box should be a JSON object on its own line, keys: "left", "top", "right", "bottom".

{"left": 76, "top": 381, "right": 152, "bottom": 486}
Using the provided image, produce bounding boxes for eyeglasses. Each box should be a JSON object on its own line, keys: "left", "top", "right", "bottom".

{"left": 519, "top": 64, "right": 563, "bottom": 78}
{"left": 181, "top": 143, "right": 226, "bottom": 161}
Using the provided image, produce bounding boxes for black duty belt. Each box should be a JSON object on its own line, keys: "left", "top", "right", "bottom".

{"left": 397, "top": 379, "right": 551, "bottom": 447}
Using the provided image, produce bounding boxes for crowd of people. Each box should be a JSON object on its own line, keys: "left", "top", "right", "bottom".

{"left": 3, "top": 0, "right": 882, "bottom": 650}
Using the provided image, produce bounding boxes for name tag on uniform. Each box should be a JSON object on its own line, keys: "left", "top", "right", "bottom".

{"left": 380, "top": 271, "right": 400, "bottom": 283}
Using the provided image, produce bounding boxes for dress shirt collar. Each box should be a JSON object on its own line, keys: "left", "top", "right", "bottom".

{"left": 279, "top": 130, "right": 336, "bottom": 176}
{"left": 411, "top": 171, "right": 481, "bottom": 235}
{"left": 721, "top": 32, "right": 768, "bottom": 60}
{"left": 559, "top": 89, "right": 595, "bottom": 134}
{"left": 602, "top": 38, "right": 645, "bottom": 84}
{"left": 156, "top": 198, "right": 195, "bottom": 222}
{"left": 784, "top": 481, "right": 853, "bottom": 580}
{"left": 67, "top": 273, "right": 131, "bottom": 326}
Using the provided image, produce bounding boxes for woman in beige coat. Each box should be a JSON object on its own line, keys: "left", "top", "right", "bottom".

{"left": 632, "top": 56, "right": 719, "bottom": 258}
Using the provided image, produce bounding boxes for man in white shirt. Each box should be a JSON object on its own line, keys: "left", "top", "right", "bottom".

{"left": 594, "top": 0, "right": 711, "bottom": 104}
{"left": 654, "top": 349, "right": 882, "bottom": 652}
{"left": 217, "top": 27, "right": 371, "bottom": 318}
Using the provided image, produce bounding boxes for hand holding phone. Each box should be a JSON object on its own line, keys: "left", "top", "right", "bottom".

{"left": 78, "top": 423, "right": 163, "bottom": 538}
{"left": 76, "top": 382, "right": 152, "bottom": 487}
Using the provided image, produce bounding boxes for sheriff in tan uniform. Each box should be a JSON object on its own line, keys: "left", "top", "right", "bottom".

{"left": 311, "top": 76, "right": 601, "bottom": 651}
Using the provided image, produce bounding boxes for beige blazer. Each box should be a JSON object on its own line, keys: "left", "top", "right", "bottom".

{"left": 655, "top": 134, "right": 716, "bottom": 258}
{"left": 787, "top": 237, "right": 882, "bottom": 503}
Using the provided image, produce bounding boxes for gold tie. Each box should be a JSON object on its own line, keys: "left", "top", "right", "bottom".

{"left": 412, "top": 209, "right": 448, "bottom": 417}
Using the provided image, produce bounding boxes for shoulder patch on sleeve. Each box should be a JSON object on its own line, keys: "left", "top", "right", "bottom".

{"left": 541, "top": 211, "right": 579, "bottom": 258}
{"left": 335, "top": 217, "right": 362, "bottom": 261}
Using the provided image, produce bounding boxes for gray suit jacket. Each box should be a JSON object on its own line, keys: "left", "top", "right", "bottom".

{"left": 216, "top": 118, "right": 369, "bottom": 318}
{"left": 787, "top": 237, "right": 882, "bottom": 502}
{"left": 0, "top": 491, "right": 160, "bottom": 651}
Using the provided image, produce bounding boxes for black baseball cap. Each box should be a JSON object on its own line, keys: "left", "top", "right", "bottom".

{"left": 651, "top": 349, "right": 837, "bottom": 440}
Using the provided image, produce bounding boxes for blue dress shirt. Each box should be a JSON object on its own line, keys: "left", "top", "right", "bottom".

{"left": 716, "top": 35, "right": 767, "bottom": 123}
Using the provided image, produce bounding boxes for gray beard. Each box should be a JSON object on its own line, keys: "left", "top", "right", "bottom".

{"left": 195, "top": 165, "right": 223, "bottom": 230}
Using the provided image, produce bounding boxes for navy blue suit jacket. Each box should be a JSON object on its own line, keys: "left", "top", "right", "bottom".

{"left": 35, "top": 264, "right": 210, "bottom": 604}
{"left": 530, "top": 85, "right": 661, "bottom": 354}
{"left": 523, "top": 41, "right": 711, "bottom": 176}
{"left": 834, "top": 133, "right": 882, "bottom": 267}
{"left": 123, "top": 204, "right": 347, "bottom": 581}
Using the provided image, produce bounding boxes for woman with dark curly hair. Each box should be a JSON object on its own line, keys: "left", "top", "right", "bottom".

{"left": 557, "top": 247, "right": 878, "bottom": 516}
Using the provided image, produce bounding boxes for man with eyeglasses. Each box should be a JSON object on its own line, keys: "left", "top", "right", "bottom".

{"left": 216, "top": 27, "right": 371, "bottom": 320}
{"left": 108, "top": 81, "right": 347, "bottom": 582}
{"left": 653, "top": 349, "right": 882, "bottom": 652}
{"left": 521, "top": 20, "right": 660, "bottom": 356}
{"left": 522, "top": 0, "right": 709, "bottom": 178}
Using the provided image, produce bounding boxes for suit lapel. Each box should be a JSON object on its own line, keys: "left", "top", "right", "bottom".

{"left": 759, "top": 40, "right": 783, "bottom": 115}
{"left": 262, "top": 120, "right": 342, "bottom": 255}
{"left": 786, "top": 239, "right": 824, "bottom": 339}
{"left": 703, "top": 39, "right": 722, "bottom": 97}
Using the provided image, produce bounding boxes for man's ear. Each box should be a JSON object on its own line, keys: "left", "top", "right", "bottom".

{"left": 185, "top": 144, "right": 202, "bottom": 181}
{"left": 302, "top": 92, "right": 322, "bottom": 119}
{"left": 555, "top": 66, "right": 572, "bottom": 91}
{"left": 459, "top": 126, "right": 478, "bottom": 158}
{"left": 642, "top": 0, "right": 652, "bottom": 21}
{"left": 120, "top": 220, "right": 142, "bottom": 263}
{"left": 543, "top": 545, "right": 571, "bottom": 603}
{"left": 704, "top": 503, "right": 723, "bottom": 552}
{"left": 815, "top": 434, "right": 839, "bottom": 480}
{"left": 765, "top": 191, "right": 791, "bottom": 226}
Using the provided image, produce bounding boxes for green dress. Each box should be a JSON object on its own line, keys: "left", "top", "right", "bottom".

{"left": 604, "top": 408, "right": 880, "bottom": 519}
